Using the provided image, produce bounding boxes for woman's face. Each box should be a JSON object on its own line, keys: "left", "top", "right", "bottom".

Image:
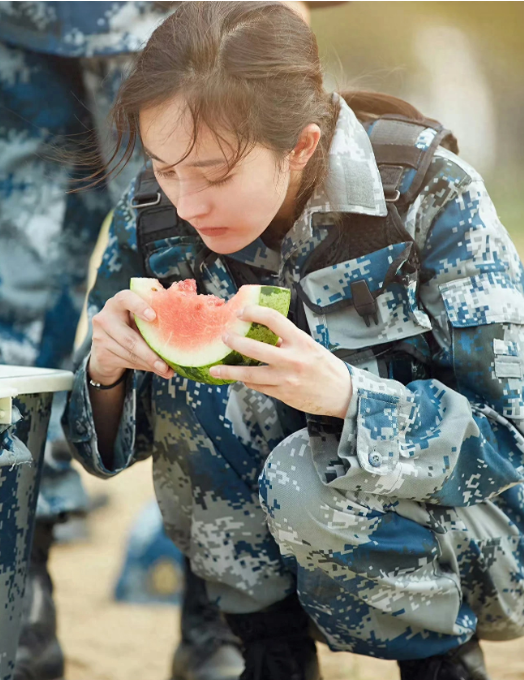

{"left": 139, "top": 96, "right": 293, "bottom": 255}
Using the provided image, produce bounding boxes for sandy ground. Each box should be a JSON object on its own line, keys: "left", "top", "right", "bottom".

{"left": 49, "top": 460, "right": 524, "bottom": 680}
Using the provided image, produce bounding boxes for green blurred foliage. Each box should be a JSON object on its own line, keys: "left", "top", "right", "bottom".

{"left": 311, "top": 1, "right": 524, "bottom": 246}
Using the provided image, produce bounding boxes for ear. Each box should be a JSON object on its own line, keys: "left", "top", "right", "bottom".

{"left": 289, "top": 124, "right": 321, "bottom": 170}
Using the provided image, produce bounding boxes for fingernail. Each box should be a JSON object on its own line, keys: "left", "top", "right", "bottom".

{"left": 222, "top": 333, "right": 229, "bottom": 344}
{"left": 236, "top": 308, "right": 245, "bottom": 318}
{"left": 144, "top": 309, "right": 156, "bottom": 321}
{"left": 209, "top": 366, "right": 220, "bottom": 377}
{"left": 155, "top": 361, "right": 167, "bottom": 373}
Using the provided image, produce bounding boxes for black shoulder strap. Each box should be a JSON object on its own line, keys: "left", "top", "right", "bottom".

{"left": 366, "top": 114, "right": 458, "bottom": 208}
{"left": 133, "top": 165, "right": 198, "bottom": 283}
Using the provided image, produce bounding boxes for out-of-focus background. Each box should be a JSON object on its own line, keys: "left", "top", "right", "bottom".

{"left": 313, "top": 1, "right": 524, "bottom": 248}
{"left": 48, "top": 3, "right": 524, "bottom": 680}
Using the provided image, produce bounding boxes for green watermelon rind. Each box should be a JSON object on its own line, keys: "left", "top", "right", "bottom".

{"left": 134, "top": 283, "right": 291, "bottom": 386}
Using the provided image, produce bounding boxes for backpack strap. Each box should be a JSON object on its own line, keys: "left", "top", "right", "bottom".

{"left": 366, "top": 114, "right": 458, "bottom": 208}
{"left": 133, "top": 165, "right": 202, "bottom": 287}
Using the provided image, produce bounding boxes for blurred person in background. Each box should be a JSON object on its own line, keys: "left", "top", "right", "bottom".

{"left": 0, "top": 2, "right": 244, "bottom": 679}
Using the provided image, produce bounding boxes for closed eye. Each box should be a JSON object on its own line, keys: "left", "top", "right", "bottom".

{"left": 153, "top": 166, "right": 234, "bottom": 187}
{"left": 154, "top": 169, "right": 177, "bottom": 179}
{"left": 207, "top": 175, "right": 233, "bottom": 187}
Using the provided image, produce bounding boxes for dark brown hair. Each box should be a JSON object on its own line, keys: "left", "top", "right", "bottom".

{"left": 103, "top": 1, "right": 430, "bottom": 209}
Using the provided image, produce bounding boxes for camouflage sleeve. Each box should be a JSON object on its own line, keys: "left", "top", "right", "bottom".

{"left": 63, "top": 180, "right": 154, "bottom": 479}
{"left": 329, "top": 152, "right": 524, "bottom": 505}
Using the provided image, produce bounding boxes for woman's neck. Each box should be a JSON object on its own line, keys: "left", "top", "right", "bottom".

{"left": 261, "top": 169, "right": 304, "bottom": 250}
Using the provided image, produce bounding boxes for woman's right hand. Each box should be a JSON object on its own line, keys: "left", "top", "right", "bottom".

{"left": 88, "top": 290, "right": 175, "bottom": 385}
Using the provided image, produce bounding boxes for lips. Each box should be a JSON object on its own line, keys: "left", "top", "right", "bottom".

{"left": 196, "top": 227, "right": 229, "bottom": 236}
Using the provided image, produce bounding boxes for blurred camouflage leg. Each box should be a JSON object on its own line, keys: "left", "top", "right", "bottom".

{"left": 14, "top": 521, "right": 64, "bottom": 680}
{"left": 170, "top": 558, "right": 244, "bottom": 680}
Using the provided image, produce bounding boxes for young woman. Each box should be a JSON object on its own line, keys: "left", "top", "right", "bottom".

{"left": 64, "top": 3, "right": 524, "bottom": 679}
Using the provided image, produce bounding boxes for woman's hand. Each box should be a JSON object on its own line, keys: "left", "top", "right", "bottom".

{"left": 88, "top": 290, "right": 175, "bottom": 385}
{"left": 209, "top": 305, "right": 352, "bottom": 419}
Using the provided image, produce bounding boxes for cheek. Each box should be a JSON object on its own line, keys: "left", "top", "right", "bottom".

{"left": 155, "top": 177, "right": 178, "bottom": 204}
{"left": 232, "top": 174, "right": 288, "bottom": 221}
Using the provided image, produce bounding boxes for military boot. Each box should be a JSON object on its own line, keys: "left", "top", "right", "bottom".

{"left": 224, "top": 594, "right": 322, "bottom": 680}
{"left": 170, "top": 559, "right": 244, "bottom": 680}
{"left": 14, "top": 521, "right": 65, "bottom": 680}
{"left": 398, "top": 637, "right": 491, "bottom": 680}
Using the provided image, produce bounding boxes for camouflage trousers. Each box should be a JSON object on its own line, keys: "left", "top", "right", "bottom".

{"left": 259, "top": 433, "right": 524, "bottom": 659}
{"left": 156, "top": 416, "right": 524, "bottom": 660}
{"left": 0, "top": 40, "right": 142, "bottom": 521}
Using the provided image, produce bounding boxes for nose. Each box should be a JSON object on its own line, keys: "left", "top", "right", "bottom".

{"left": 175, "top": 184, "right": 211, "bottom": 224}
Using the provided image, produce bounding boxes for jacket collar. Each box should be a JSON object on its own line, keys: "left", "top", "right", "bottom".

{"left": 303, "top": 93, "right": 387, "bottom": 218}
{"left": 229, "top": 94, "right": 387, "bottom": 273}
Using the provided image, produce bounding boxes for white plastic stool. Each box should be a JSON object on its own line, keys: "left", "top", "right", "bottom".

{"left": 0, "top": 366, "right": 73, "bottom": 680}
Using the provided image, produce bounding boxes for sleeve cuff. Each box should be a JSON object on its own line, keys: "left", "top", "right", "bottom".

{"left": 340, "top": 363, "right": 415, "bottom": 476}
{"left": 65, "top": 354, "right": 139, "bottom": 477}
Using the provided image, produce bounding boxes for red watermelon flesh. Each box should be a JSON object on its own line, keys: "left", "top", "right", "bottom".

{"left": 130, "top": 277, "right": 291, "bottom": 384}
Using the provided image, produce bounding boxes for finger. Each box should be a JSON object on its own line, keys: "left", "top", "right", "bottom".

{"left": 236, "top": 305, "right": 299, "bottom": 343}
{"left": 102, "top": 325, "right": 173, "bottom": 377}
{"left": 222, "top": 332, "right": 283, "bottom": 366}
{"left": 103, "top": 343, "right": 151, "bottom": 373}
{"left": 102, "top": 335, "right": 173, "bottom": 377}
{"left": 109, "top": 289, "right": 157, "bottom": 323}
{"left": 209, "top": 363, "right": 278, "bottom": 385}
{"left": 129, "top": 313, "right": 139, "bottom": 331}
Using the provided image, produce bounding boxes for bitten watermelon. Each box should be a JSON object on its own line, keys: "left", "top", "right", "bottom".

{"left": 130, "top": 278, "right": 291, "bottom": 385}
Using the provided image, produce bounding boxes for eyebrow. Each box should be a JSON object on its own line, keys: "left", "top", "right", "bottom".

{"left": 143, "top": 147, "right": 226, "bottom": 168}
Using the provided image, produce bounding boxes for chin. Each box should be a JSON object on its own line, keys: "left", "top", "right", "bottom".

{"left": 201, "top": 235, "right": 258, "bottom": 256}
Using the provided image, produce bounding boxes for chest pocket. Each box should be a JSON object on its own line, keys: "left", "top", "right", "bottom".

{"left": 440, "top": 271, "right": 524, "bottom": 422}
{"left": 296, "top": 241, "right": 432, "bottom": 353}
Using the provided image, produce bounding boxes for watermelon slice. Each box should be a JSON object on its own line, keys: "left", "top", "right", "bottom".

{"left": 130, "top": 278, "right": 291, "bottom": 385}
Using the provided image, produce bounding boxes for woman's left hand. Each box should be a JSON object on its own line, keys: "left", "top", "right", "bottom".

{"left": 209, "top": 305, "right": 352, "bottom": 419}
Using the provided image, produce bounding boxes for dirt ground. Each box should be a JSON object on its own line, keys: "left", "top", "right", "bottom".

{"left": 49, "top": 460, "right": 524, "bottom": 680}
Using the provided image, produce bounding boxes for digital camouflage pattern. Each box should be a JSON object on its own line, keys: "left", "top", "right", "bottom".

{"left": 0, "top": 2, "right": 175, "bottom": 523}
{"left": 64, "top": 96, "right": 524, "bottom": 658}
{"left": 0, "top": 394, "right": 52, "bottom": 680}
{"left": 0, "top": 2, "right": 174, "bottom": 58}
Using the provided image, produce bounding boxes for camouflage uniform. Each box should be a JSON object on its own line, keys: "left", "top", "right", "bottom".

{"left": 64, "top": 95, "right": 524, "bottom": 660}
{"left": 0, "top": 1, "right": 175, "bottom": 523}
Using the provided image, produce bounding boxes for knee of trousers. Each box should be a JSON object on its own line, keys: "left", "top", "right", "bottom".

{"left": 259, "top": 428, "right": 343, "bottom": 559}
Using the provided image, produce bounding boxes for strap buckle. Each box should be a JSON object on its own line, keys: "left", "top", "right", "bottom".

{"left": 131, "top": 192, "right": 161, "bottom": 209}
{"left": 385, "top": 189, "right": 400, "bottom": 203}
{"left": 350, "top": 280, "right": 379, "bottom": 327}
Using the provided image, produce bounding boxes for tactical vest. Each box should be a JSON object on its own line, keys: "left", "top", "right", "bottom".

{"left": 132, "top": 114, "right": 458, "bottom": 385}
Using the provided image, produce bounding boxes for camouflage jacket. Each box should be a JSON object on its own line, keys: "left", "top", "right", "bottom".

{"left": 0, "top": 2, "right": 176, "bottom": 57}
{"left": 64, "top": 95, "right": 524, "bottom": 507}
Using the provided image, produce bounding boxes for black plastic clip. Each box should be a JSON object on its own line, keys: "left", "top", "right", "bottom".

{"left": 350, "top": 280, "right": 379, "bottom": 327}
